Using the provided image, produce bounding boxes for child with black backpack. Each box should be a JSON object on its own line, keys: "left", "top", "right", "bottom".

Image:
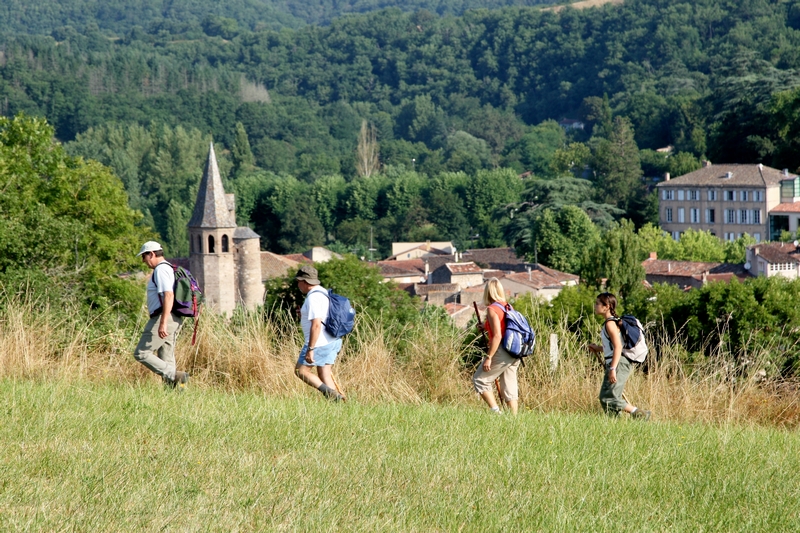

{"left": 587, "top": 292, "right": 651, "bottom": 420}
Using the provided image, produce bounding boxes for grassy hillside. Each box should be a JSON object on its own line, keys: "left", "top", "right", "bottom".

{"left": 1, "top": 379, "right": 798, "bottom": 531}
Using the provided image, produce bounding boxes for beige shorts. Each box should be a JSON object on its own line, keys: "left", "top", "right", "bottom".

{"left": 472, "top": 345, "right": 520, "bottom": 402}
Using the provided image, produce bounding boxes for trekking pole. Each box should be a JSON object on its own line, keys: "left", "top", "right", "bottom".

{"left": 331, "top": 372, "right": 347, "bottom": 402}
{"left": 473, "top": 302, "right": 505, "bottom": 408}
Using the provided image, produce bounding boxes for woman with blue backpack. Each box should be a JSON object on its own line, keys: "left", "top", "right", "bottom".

{"left": 588, "top": 292, "right": 651, "bottom": 420}
{"left": 472, "top": 278, "right": 520, "bottom": 415}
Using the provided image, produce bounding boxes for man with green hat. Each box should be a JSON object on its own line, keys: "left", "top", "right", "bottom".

{"left": 294, "top": 265, "right": 344, "bottom": 401}
{"left": 133, "top": 241, "right": 190, "bottom": 390}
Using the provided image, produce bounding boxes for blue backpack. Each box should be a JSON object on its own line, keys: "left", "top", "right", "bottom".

{"left": 491, "top": 302, "right": 536, "bottom": 359}
{"left": 321, "top": 290, "right": 356, "bottom": 338}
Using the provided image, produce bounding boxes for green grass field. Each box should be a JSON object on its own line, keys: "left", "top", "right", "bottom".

{"left": 1, "top": 379, "right": 798, "bottom": 532}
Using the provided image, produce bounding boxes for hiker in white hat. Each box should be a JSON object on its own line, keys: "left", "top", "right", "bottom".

{"left": 133, "top": 241, "right": 190, "bottom": 390}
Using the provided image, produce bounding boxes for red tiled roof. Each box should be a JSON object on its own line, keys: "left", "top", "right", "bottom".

{"left": 414, "top": 283, "right": 458, "bottom": 295}
{"left": 504, "top": 270, "right": 563, "bottom": 290}
{"left": 377, "top": 259, "right": 426, "bottom": 275}
{"left": 770, "top": 203, "right": 800, "bottom": 213}
{"left": 643, "top": 258, "right": 750, "bottom": 277}
{"left": 283, "top": 253, "right": 313, "bottom": 264}
{"left": 444, "top": 303, "right": 469, "bottom": 315}
{"left": 385, "top": 244, "right": 450, "bottom": 260}
{"left": 533, "top": 264, "right": 579, "bottom": 283}
{"left": 461, "top": 284, "right": 486, "bottom": 293}
{"left": 749, "top": 243, "right": 800, "bottom": 264}
{"left": 261, "top": 252, "right": 301, "bottom": 279}
{"left": 656, "top": 164, "right": 792, "bottom": 187}
{"left": 446, "top": 262, "right": 483, "bottom": 274}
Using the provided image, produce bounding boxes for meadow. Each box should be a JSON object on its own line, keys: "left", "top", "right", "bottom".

{"left": 1, "top": 379, "right": 799, "bottom": 531}
{"left": 2, "top": 294, "right": 800, "bottom": 530}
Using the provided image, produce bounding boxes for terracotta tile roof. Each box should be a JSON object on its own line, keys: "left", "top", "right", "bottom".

{"left": 425, "top": 247, "right": 526, "bottom": 273}
{"left": 656, "top": 164, "right": 792, "bottom": 188}
{"left": 444, "top": 303, "right": 469, "bottom": 314}
{"left": 414, "top": 283, "right": 458, "bottom": 295}
{"left": 261, "top": 252, "right": 301, "bottom": 279}
{"left": 283, "top": 253, "right": 313, "bottom": 264}
{"left": 377, "top": 259, "right": 426, "bottom": 275}
{"left": 533, "top": 264, "right": 580, "bottom": 283}
{"left": 482, "top": 269, "right": 506, "bottom": 279}
{"left": 460, "top": 247, "right": 525, "bottom": 271}
{"left": 504, "top": 270, "right": 564, "bottom": 290}
{"left": 642, "top": 258, "right": 751, "bottom": 280}
{"left": 394, "top": 282, "right": 415, "bottom": 293}
{"left": 375, "top": 262, "right": 425, "bottom": 278}
{"left": 769, "top": 203, "right": 800, "bottom": 213}
{"left": 461, "top": 284, "right": 486, "bottom": 293}
{"left": 385, "top": 244, "right": 450, "bottom": 260}
{"left": 749, "top": 243, "right": 800, "bottom": 264}
{"left": 446, "top": 262, "right": 483, "bottom": 274}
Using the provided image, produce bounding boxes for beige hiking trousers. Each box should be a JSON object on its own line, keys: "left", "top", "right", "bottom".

{"left": 133, "top": 314, "right": 184, "bottom": 382}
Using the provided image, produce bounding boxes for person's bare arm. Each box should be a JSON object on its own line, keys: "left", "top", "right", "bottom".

{"left": 305, "top": 318, "right": 323, "bottom": 363}
{"left": 159, "top": 291, "right": 174, "bottom": 338}
{"left": 606, "top": 320, "right": 623, "bottom": 384}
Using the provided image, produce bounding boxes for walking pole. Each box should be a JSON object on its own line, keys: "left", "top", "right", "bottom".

{"left": 331, "top": 373, "right": 347, "bottom": 402}
{"left": 473, "top": 302, "right": 505, "bottom": 409}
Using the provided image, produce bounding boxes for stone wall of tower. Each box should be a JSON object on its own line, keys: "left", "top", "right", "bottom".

{"left": 234, "top": 237, "right": 264, "bottom": 310}
{"left": 189, "top": 228, "right": 236, "bottom": 315}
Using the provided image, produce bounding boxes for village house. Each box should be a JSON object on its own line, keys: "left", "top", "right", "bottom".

{"left": 642, "top": 252, "right": 750, "bottom": 289}
{"left": 745, "top": 242, "right": 800, "bottom": 279}
{"left": 429, "top": 262, "right": 485, "bottom": 290}
{"left": 388, "top": 241, "right": 454, "bottom": 260}
{"left": 656, "top": 162, "right": 793, "bottom": 243}
{"left": 768, "top": 173, "right": 800, "bottom": 241}
{"left": 373, "top": 260, "right": 426, "bottom": 284}
{"left": 500, "top": 264, "right": 579, "bottom": 301}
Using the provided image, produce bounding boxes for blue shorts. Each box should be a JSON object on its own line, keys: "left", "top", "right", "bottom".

{"left": 297, "top": 338, "right": 343, "bottom": 367}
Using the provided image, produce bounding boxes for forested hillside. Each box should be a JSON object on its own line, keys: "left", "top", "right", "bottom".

{"left": 4, "top": 0, "right": 800, "bottom": 258}
{"left": 0, "top": 0, "right": 558, "bottom": 35}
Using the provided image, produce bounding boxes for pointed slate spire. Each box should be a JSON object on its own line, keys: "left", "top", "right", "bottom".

{"left": 189, "top": 143, "right": 236, "bottom": 228}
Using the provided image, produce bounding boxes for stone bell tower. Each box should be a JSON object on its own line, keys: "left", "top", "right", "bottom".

{"left": 188, "top": 143, "right": 238, "bottom": 315}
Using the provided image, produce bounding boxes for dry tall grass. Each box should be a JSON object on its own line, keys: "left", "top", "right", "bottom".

{"left": 2, "top": 293, "right": 799, "bottom": 428}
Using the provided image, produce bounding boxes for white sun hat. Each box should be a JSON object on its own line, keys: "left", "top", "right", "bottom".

{"left": 136, "top": 241, "right": 163, "bottom": 256}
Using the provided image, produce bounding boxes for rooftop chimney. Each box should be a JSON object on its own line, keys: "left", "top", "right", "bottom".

{"left": 703, "top": 160, "right": 712, "bottom": 168}
{"left": 527, "top": 265, "right": 531, "bottom": 281}
{"left": 664, "top": 172, "right": 670, "bottom": 181}
{"left": 668, "top": 262, "right": 671, "bottom": 273}
{"left": 649, "top": 252, "right": 657, "bottom": 260}
{"left": 725, "top": 171, "right": 733, "bottom": 179}
{"left": 784, "top": 168, "right": 790, "bottom": 177}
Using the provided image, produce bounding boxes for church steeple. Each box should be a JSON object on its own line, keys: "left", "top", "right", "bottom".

{"left": 188, "top": 143, "right": 236, "bottom": 229}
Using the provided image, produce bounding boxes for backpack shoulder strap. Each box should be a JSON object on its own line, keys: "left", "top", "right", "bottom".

{"left": 603, "top": 316, "right": 620, "bottom": 337}
{"left": 151, "top": 261, "right": 174, "bottom": 288}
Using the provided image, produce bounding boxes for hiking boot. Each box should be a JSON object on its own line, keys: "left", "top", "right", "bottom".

{"left": 166, "top": 371, "right": 190, "bottom": 391}
{"left": 631, "top": 409, "right": 651, "bottom": 420}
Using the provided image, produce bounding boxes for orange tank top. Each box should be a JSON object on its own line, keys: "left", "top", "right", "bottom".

{"left": 485, "top": 302, "right": 507, "bottom": 341}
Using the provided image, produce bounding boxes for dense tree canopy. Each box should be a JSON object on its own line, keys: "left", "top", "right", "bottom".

{"left": 0, "top": 115, "right": 151, "bottom": 314}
